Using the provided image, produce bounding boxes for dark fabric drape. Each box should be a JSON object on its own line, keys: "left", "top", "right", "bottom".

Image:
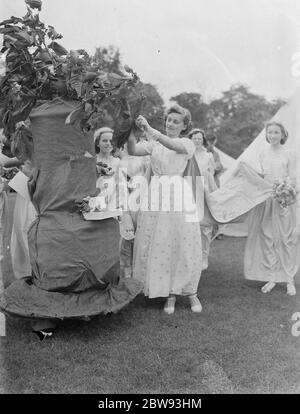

{"left": 0, "top": 98, "right": 142, "bottom": 319}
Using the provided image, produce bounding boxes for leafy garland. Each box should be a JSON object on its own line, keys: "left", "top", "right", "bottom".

{"left": 0, "top": 0, "right": 142, "bottom": 147}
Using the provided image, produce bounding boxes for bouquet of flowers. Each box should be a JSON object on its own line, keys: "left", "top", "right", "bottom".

{"left": 2, "top": 166, "right": 19, "bottom": 180}
{"left": 272, "top": 176, "right": 298, "bottom": 208}
{"left": 96, "top": 161, "right": 114, "bottom": 177}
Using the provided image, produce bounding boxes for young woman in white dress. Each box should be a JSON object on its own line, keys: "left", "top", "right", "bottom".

{"left": 244, "top": 122, "right": 300, "bottom": 296}
{"left": 188, "top": 128, "right": 217, "bottom": 270}
{"left": 127, "top": 105, "right": 203, "bottom": 314}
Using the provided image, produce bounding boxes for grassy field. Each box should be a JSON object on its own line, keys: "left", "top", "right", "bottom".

{"left": 0, "top": 194, "right": 299, "bottom": 394}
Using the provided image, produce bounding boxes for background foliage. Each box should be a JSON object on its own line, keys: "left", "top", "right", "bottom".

{"left": 0, "top": 1, "right": 286, "bottom": 158}
{"left": 171, "top": 85, "right": 285, "bottom": 158}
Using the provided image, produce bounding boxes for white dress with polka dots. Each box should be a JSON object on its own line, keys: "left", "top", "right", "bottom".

{"left": 132, "top": 138, "right": 203, "bottom": 298}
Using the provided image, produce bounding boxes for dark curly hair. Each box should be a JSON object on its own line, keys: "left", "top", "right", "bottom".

{"left": 188, "top": 128, "right": 207, "bottom": 147}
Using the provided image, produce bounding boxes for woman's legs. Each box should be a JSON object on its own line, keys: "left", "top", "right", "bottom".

{"left": 163, "top": 294, "right": 203, "bottom": 314}
{"left": 188, "top": 293, "right": 202, "bottom": 313}
{"left": 261, "top": 282, "right": 276, "bottom": 293}
{"left": 261, "top": 281, "right": 297, "bottom": 295}
{"left": 287, "top": 282, "right": 296, "bottom": 296}
{"left": 164, "top": 295, "right": 176, "bottom": 314}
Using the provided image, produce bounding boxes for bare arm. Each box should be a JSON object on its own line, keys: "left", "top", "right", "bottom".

{"left": 127, "top": 131, "right": 149, "bottom": 157}
{"left": 135, "top": 115, "right": 188, "bottom": 154}
{"left": 152, "top": 132, "right": 189, "bottom": 154}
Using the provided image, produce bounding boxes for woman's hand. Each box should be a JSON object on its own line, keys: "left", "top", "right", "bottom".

{"left": 135, "top": 115, "right": 150, "bottom": 132}
{"left": 136, "top": 115, "right": 161, "bottom": 142}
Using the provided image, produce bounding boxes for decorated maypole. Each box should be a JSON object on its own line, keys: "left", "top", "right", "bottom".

{"left": 0, "top": 0, "right": 142, "bottom": 332}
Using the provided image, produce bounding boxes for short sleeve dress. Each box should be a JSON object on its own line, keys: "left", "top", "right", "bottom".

{"left": 132, "top": 138, "right": 203, "bottom": 298}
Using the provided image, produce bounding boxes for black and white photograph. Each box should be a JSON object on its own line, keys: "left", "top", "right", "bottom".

{"left": 0, "top": 0, "right": 299, "bottom": 398}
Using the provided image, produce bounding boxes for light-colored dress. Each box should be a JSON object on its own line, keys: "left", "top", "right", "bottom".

{"left": 96, "top": 155, "right": 122, "bottom": 210}
{"left": 119, "top": 143, "right": 150, "bottom": 180}
{"left": 96, "top": 155, "right": 120, "bottom": 190}
{"left": 11, "top": 194, "right": 36, "bottom": 279}
{"left": 244, "top": 147, "right": 300, "bottom": 283}
{"left": 194, "top": 149, "right": 217, "bottom": 270}
{"left": 8, "top": 169, "right": 36, "bottom": 280}
{"left": 194, "top": 149, "right": 216, "bottom": 184}
{"left": 133, "top": 138, "right": 203, "bottom": 298}
{"left": 118, "top": 145, "right": 150, "bottom": 277}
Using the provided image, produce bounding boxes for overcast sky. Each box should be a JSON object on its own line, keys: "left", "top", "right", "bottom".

{"left": 1, "top": 0, "right": 300, "bottom": 102}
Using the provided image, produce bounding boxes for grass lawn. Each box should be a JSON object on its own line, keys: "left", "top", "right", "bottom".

{"left": 0, "top": 194, "right": 299, "bottom": 394}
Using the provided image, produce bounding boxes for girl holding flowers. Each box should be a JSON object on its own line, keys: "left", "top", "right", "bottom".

{"left": 244, "top": 122, "right": 300, "bottom": 295}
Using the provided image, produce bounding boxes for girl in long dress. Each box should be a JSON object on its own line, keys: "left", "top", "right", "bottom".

{"left": 188, "top": 129, "right": 217, "bottom": 270}
{"left": 118, "top": 142, "right": 150, "bottom": 278}
{"left": 95, "top": 127, "right": 135, "bottom": 276}
{"left": 10, "top": 159, "right": 36, "bottom": 280}
{"left": 128, "top": 105, "right": 203, "bottom": 314}
{"left": 244, "top": 122, "right": 300, "bottom": 296}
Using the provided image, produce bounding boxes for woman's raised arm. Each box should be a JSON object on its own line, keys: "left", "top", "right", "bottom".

{"left": 127, "top": 131, "right": 150, "bottom": 157}
{"left": 151, "top": 132, "right": 189, "bottom": 154}
{"left": 135, "top": 115, "right": 188, "bottom": 154}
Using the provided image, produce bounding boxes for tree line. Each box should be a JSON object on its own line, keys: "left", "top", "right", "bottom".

{"left": 94, "top": 47, "right": 284, "bottom": 159}
{"left": 2, "top": 43, "right": 284, "bottom": 159}
{"left": 99, "top": 44, "right": 284, "bottom": 158}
